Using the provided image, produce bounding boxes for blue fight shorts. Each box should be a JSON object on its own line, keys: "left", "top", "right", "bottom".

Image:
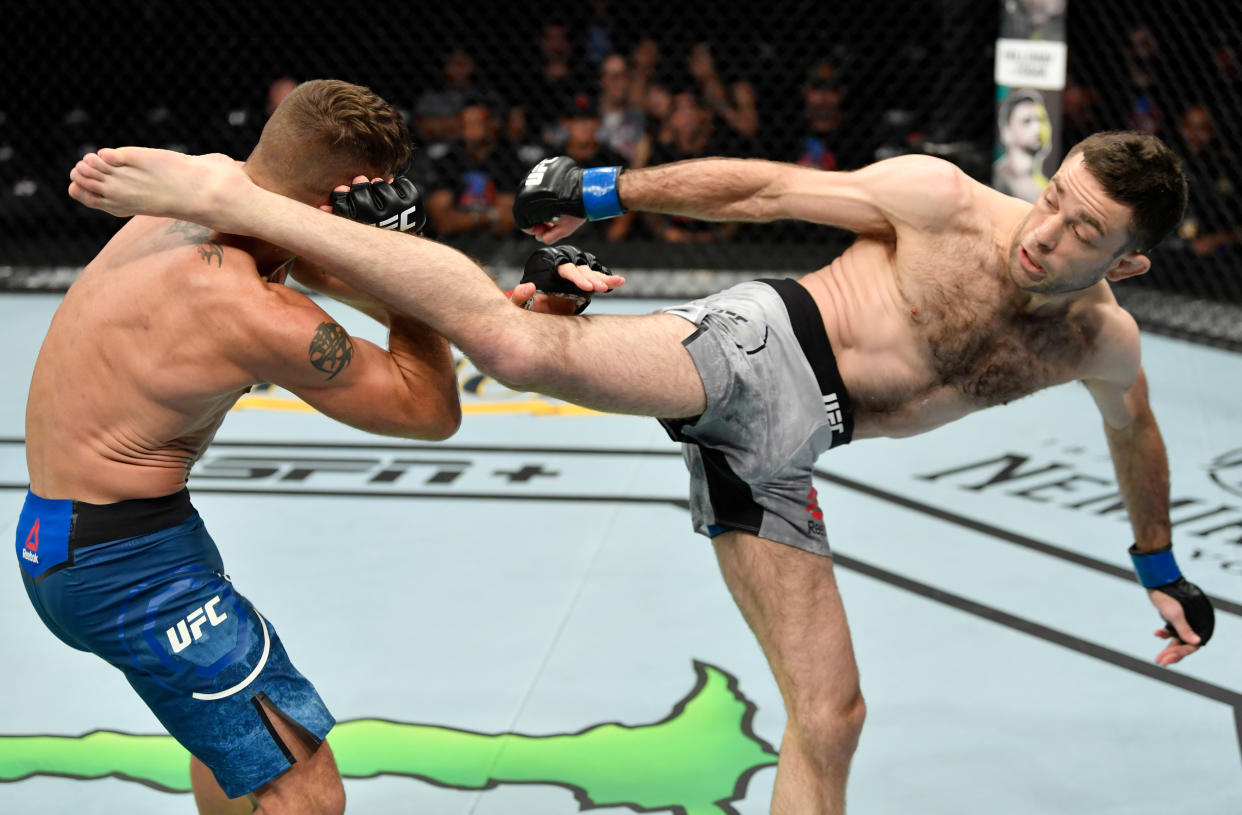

{"left": 15, "top": 488, "right": 335, "bottom": 798}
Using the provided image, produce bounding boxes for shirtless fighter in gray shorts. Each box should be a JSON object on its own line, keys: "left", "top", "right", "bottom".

{"left": 66, "top": 129, "right": 1215, "bottom": 814}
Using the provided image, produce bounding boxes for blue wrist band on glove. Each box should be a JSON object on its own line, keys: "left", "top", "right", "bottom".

{"left": 581, "top": 166, "right": 625, "bottom": 220}
{"left": 1129, "top": 543, "right": 1182, "bottom": 588}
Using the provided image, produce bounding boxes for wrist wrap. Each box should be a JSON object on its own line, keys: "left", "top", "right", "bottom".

{"left": 1129, "top": 543, "right": 1182, "bottom": 589}
{"left": 581, "top": 166, "right": 625, "bottom": 220}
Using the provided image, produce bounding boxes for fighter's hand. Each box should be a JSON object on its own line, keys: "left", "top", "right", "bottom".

{"left": 527, "top": 215, "right": 588, "bottom": 245}
{"left": 1148, "top": 578, "right": 1214, "bottom": 666}
{"left": 68, "top": 147, "right": 245, "bottom": 224}
{"left": 507, "top": 284, "right": 579, "bottom": 316}
{"left": 513, "top": 156, "right": 625, "bottom": 242}
{"left": 329, "top": 175, "right": 426, "bottom": 234}
{"left": 513, "top": 245, "right": 625, "bottom": 314}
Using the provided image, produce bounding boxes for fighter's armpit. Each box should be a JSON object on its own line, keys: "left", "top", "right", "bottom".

{"left": 307, "top": 322, "right": 354, "bottom": 381}
{"left": 1079, "top": 305, "right": 1141, "bottom": 388}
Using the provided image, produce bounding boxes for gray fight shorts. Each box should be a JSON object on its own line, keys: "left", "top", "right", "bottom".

{"left": 657, "top": 278, "right": 854, "bottom": 556}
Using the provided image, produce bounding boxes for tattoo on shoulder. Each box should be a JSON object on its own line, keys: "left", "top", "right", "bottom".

{"left": 167, "top": 219, "right": 209, "bottom": 241}
{"left": 197, "top": 241, "right": 224, "bottom": 266}
{"left": 168, "top": 220, "right": 224, "bottom": 266}
{"left": 308, "top": 322, "right": 354, "bottom": 380}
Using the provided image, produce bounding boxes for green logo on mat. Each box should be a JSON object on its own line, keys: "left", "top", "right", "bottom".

{"left": 0, "top": 661, "right": 777, "bottom": 815}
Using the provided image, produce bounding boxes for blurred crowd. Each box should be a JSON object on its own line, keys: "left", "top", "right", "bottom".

{"left": 1066, "top": 22, "right": 1241, "bottom": 265}
{"left": 0, "top": 5, "right": 1236, "bottom": 267}
{"left": 369, "top": 25, "right": 865, "bottom": 245}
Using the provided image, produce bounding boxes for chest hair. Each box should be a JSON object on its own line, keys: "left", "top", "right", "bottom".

{"left": 917, "top": 275, "right": 1095, "bottom": 406}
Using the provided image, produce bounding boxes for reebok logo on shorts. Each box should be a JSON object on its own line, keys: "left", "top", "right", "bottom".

{"left": 806, "top": 489, "right": 826, "bottom": 537}
{"left": 21, "top": 518, "right": 40, "bottom": 563}
{"left": 823, "top": 393, "right": 845, "bottom": 437}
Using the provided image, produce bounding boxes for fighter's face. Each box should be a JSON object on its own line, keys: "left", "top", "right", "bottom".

{"left": 1008, "top": 154, "right": 1137, "bottom": 294}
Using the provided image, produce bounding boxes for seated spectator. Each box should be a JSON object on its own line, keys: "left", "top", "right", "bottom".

{"left": 411, "top": 48, "right": 502, "bottom": 182}
{"left": 410, "top": 94, "right": 460, "bottom": 183}
{"left": 415, "top": 48, "right": 501, "bottom": 127}
{"left": 628, "top": 37, "right": 664, "bottom": 112}
{"left": 528, "top": 22, "right": 588, "bottom": 147}
{"left": 502, "top": 103, "right": 548, "bottom": 170}
{"left": 596, "top": 53, "right": 649, "bottom": 167}
{"left": 424, "top": 100, "right": 524, "bottom": 239}
{"left": 686, "top": 40, "right": 758, "bottom": 142}
{"left": 790, "top": 59, "right": 863, "bottom": 171}
{"left": 644, "top": 91, "right": 747, "bottom": 243}
{"left": 1174, "top": 104, "right": 1241, "bottom": 259}
{"left": 558, "top": 92, "right": 635, "bottom": 242}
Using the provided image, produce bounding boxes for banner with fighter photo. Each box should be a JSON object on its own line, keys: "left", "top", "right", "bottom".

{"left": 993, "top": 0, "right": 1067, "bottom": 203}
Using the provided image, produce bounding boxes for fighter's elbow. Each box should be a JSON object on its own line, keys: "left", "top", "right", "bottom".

{"left": 424, "top": 399, "right": 463, "bottom": 441}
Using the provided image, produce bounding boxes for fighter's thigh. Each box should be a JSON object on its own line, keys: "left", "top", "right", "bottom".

{"left": 712, "top": 530, "right": 861, "bottom": 705}
{"left": 519, "top": 311, "right": 705, "bottom": 417}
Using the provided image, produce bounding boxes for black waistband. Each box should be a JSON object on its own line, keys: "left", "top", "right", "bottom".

{"left": 71, "top": 488, "right": 197, "bottom": 549}
{"left": 759, "top": 278, "right": 855, "bottom": 447}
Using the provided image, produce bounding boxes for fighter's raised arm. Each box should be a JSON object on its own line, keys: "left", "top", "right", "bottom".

{"left": 512, "top": 153, "right": 972, "bottom": 244}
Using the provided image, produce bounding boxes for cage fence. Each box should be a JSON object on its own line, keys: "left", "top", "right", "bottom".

{"left": 1, "top": 0, "right": 1237, "bottom": 346}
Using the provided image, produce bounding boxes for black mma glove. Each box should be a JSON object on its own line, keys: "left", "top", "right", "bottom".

{"left": 514, "top": 156, "right": 625, "bottom": 230}
{"left": 519, "top": 245, "right": 614, "bottom": 314}
{"left": 1155, "top": 577, "right": 1215, "bottom": 646}
{"left": 1130, "top": 543, "right": 1215, "bottom": 646}
{"left": 331, "top": 177, "right": 426, "bottom": 234}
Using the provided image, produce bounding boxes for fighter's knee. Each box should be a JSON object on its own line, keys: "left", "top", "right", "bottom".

{"left": 790, "top": 687, "right": 867, "bottom": 761}
{"left": 254, "top": 773, "right": 344, "bottom": 815}
{"left": 317, "top": 778, "right": 346, "bottom": 815}
{"left": 468, "top": 320, "right": 545, "bottom": 392}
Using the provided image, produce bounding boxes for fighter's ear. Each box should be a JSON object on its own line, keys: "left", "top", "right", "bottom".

{"left": 1105, "top": 252, "right": 1151, "bottom": 282}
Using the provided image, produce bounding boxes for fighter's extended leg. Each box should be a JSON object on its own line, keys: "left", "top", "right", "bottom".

{"left": 713, "top": 530, "right": 865, "bottom": 815}
{"left": 65, "top": 146, "right": 705, "bottom": 418}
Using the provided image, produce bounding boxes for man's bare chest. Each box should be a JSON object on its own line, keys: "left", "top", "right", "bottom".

{"left": 898, "top": 252, "right": 1093, "bottom": 407}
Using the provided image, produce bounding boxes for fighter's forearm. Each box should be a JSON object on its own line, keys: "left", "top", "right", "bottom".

{"left": 617, "top": 157, "right": 790, "bottom": 223}
{"left": 1104, "top": 403, "right": 1172, "bottom": 553}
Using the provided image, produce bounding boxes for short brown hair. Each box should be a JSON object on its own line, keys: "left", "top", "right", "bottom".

{"left": 1065, "top": 131, "right": 1187, "bottom": 253}
{"left": 248, "top": 79, "right": 410, "bottom": 202}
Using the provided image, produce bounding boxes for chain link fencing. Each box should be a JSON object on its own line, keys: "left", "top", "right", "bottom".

{"left": 2, "top": 1, "right": 1237, "bottom": 346}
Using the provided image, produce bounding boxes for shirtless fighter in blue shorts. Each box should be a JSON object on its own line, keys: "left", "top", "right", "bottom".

{"left": 65, "top": 130, "right": 1214, "bottom": 814}
{"left": 21, "top": 80, "right": 618, "bottom": 814}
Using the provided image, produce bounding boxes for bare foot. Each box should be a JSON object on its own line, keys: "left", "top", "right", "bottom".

{"left": 68, "top": 147, "right": 251, "bottom": 231}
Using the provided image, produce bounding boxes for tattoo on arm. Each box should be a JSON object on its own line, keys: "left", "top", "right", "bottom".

{"left": 308, "top": 322, "right": 354, "bottom": 380}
